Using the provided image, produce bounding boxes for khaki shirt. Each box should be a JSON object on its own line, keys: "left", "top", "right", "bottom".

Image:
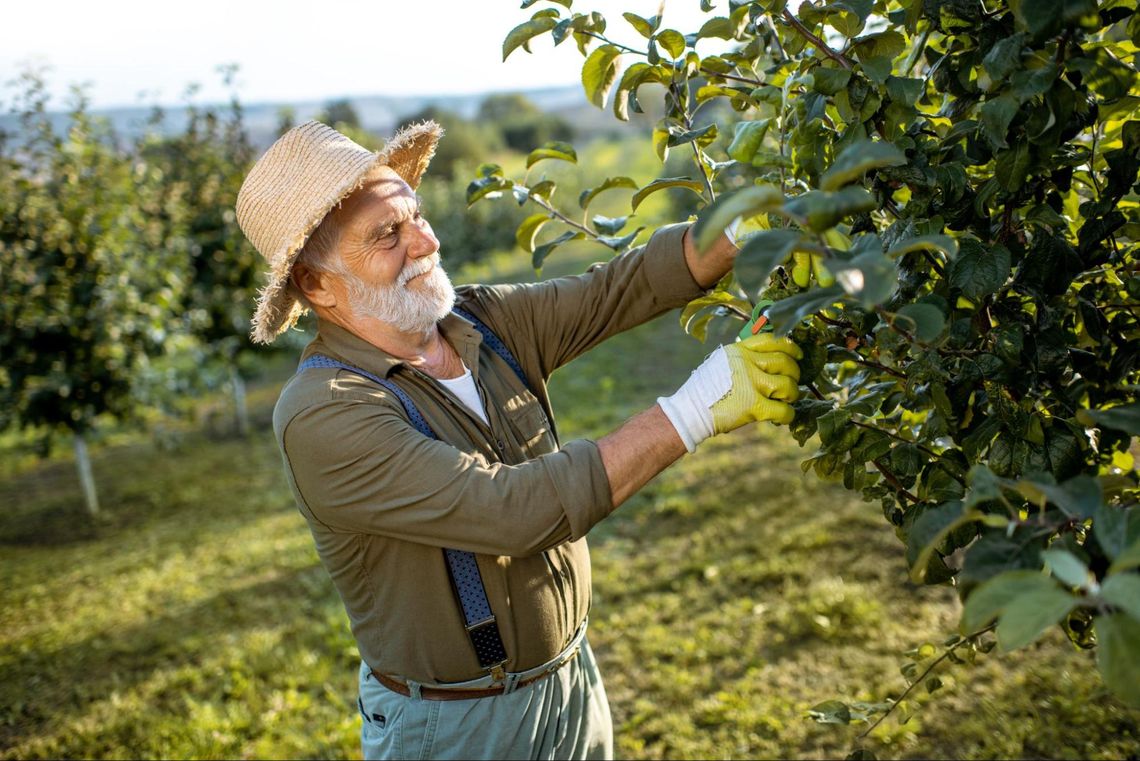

{"left": 273, "top": 223, "right": 704, "bottom": 683}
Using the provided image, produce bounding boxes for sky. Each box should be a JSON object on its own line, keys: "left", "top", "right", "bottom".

{"left": 1, "top": 0, "right": 728, "bottom": 109}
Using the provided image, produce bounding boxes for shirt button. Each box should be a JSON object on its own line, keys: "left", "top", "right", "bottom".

{"left": 496, "top": 440, "right": 506, "bottom": 450}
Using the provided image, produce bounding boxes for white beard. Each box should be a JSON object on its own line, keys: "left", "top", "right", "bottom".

{"left": 344, "top": 254, "right": 456, "bottom": 334}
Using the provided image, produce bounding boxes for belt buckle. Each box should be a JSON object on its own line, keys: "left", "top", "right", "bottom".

{"left": 465, "top": 616, "right": 509, "bottom": 682}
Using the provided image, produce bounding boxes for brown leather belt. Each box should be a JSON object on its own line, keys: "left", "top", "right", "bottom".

{"left": 371, "top": 647, "right": 580, "bottom": 701}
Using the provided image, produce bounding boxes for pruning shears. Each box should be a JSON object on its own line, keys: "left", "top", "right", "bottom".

{"left": 737, "top": 298, "right": 775, "bottom": 341}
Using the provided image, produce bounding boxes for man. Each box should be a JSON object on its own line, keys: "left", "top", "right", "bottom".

{"left": 236, "top": 120, "right": 802, "bottom": 760}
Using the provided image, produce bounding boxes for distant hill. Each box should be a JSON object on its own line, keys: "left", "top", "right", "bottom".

{"left": 0, "top": 84, "right": 643, "bottom": 149}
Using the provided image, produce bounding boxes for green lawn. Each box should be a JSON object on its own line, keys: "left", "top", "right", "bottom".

{"left": 2, "top": 247, "right": 1138, "bottom": 759}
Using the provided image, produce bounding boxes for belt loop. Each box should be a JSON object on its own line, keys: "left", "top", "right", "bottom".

{"left": 501, "top": 672, "right": 522, "bottom": 695}
{"left": 407, "top": 679, "right": 423, "bottom": 701}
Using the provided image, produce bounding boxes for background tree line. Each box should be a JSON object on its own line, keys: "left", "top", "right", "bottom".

{"left": 0, "top": 69, "right": 578, "bottom": 515}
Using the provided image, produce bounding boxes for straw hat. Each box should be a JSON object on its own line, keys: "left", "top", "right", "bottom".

{"left": 236, "top": 119, "right": 442, "bottom": 344}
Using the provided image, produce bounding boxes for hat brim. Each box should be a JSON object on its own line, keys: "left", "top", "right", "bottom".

{"left": 249, "top": 120, "right": 443, "bottom": 344}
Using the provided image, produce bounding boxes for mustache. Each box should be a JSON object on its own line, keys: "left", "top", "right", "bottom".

{"left": 397, "top": 254, "right": 441, "bottom": 286}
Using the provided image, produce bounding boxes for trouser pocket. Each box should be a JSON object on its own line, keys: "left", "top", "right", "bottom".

{"left": 358, "top": 662, "right": 442, "bottom": 761}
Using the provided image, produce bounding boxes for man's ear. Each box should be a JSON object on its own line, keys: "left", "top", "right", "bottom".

{"left": 292, "top": 263, "right": 338, "bottom": 309}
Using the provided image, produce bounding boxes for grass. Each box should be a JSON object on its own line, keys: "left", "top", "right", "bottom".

{"left": 3, "top": 245, "right": 1139, "bottom": 759}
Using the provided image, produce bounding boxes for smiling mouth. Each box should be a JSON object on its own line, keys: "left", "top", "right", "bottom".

{"left": 400, "top": 265, "right": 432, "bottom": 285}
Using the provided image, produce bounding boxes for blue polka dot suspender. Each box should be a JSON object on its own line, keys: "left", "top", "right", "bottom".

{"left": 297, "top": 309, "right": 530, "bottom": 676}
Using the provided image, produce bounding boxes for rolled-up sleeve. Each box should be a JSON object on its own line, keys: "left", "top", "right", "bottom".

{"left": 281, "top": 394, "right": 614, "bottom": 557}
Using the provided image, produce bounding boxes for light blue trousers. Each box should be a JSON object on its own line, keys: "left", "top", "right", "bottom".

{"left": 357, "top": 639, "right": 613, "bottom": 760}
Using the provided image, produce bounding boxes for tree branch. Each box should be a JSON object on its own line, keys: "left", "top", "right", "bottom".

{"left": 872, "top": 457, "right": 920, "bottom": 504}
{"left": 852, "top": 419, "right": 941, "bottom": 461}
{"left": 857, "top": 625, "right": 997, "bottom": 740}
{"left": 520, "top": 187, "right": 599, "bottom": 239}
{"left": 781, "top": 9, "right": 852, "bottom": 70}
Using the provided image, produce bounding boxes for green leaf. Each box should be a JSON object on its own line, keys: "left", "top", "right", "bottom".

{"left": 578, "top": 176, "right": 638, "bottom": 210}
{"left": 681, "top": 290, "right": 750, "bottom": 342}
{"left": 830, "top": 248, "right": 898, "bottom": 308}
{"left": 996, "top": 585, "right": 1075, "bottom": 650}
{"left": 1014, "top": 474, "right": 1102, "bottom": 520}
{"left": 598, "top": 226, "right": 645, "bottom": 252}
{"left": 652, "top": 124, "right": 670, "bottom": 162}
{"left": 526, "top": 141, "right": 577, "bottom": 168}
{"left": 1081, "top": 402, "right": 1140, "bottom": 436}
{"left": 515, "top": 213, "right": 550, "bottom": 253}
{"left": 907, "top": 501, "right": 975, "bottom": 584}
{"left": 655, "top": 29, "right": 686, "bottom": 58}
{"left": 807, "top": 699, "right": 852, "bottom": 725}
{"left": 529, "top": 180, "right": 556, "bottom": 202}
{"left": 962, "top": 569, "right": 1052, "bottom": 633}
{"left": 667, "top": 123, "right": 717, "bottom": 148}
{"left": 591, "top": 214, "right": 628, "bottom": 235}
{"left": 891, "top": 443, "right": 925, "bottom": 477}
{"left": 886, "top": 234, "right": 958, "bottom": 260}
{"left": 1109, "top": 536, "right": 1140, "bottom": 575}
{"left": 1096, "top": 503, "right": 1134, "bottom": 564}
{"left": 854, "top": 29, "right": 903, "bottom": 62}
{"left": 886, "top": 75, "right": 924, "bottom": 107}
{"left": 1101, "top": 573, "right": 1140, "bottom": 622}
{"left": 622, "top": 11, "right": 659, "bottom": 38}
{"left": 695, "top": 16, "right": 733, "bottom": 40}
{"left": 812, "top": 67, "right": 852, "bottom": 96}
{"left": 503, "top": 16, "right": 558, "bottom": 61}
{"left": 784, "top": 187, "right": 878, "bottom": 232}
{"left": 1041, "top": 548, "right": 1091, "bottom": 589}
{"left": 727, "top": 119, "right": 773, "bottom": 165}
{"left": 959, "top": 531, "right": 1044, "bottom": 593}
{"left": 994, "top": 142, "right": 1032, "bottom": 191}
{"left": 612, "top": 62, "right": 664, "bottom": 121}
{"left": 582, "top": 44, "right": 622, "bottom": 108}
{"left": 734, "top": 229, "right": 807, "bottom": 293}
{"left": 466, "top": 175, "right": 513, "bottom": 206}
{"left": 692, "top": 185, "right": 785, "bottom": 252}
{"left": 948, "top": 239, "right": 1011, "bottom": 300}
{"left": 980, "top": 94, "right": 1020, "bottom": 150}
{"left": 820, "top": 141, "right": 907, "bottom": 192}
{"left": 964, "top": 464, "right": 1004, "bottom": 510}
{"left": 983, "top": 33, "right": 1026, "bottom": 82}
{"left": 895, "top": 303, "right": 946, "bottom": 343}
{"left": 860, "top": 56, "right": 892, "bottom": 84}
{"left": 1096, "top": 613, "right": 1140, "bottom": 708}
{"left": 767, "top": 286, "right": 845, "bottom": 335}
{"left": 630, "top": 177, "right": 706, "bottom": 212}
{"left": 1068, "top": 48, "right": 1139, "bottom": 101}
{"left": 532, "top": 230, "right": 584, "bottom": 269}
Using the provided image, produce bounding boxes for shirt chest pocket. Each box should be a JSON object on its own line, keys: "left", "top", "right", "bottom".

{"left": 505, "top": 398, "right": 555, "bottom": 458}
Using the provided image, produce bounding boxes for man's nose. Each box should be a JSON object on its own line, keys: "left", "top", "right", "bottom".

{"left": 406, "top": 219, "right": 439, "bottom": 259}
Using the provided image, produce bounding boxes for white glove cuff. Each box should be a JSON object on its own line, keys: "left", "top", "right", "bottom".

{"left": 657, "top": 346, "right": 732, "bottom": 453}
{"left": 724, "top": 216, "right": 743, "bottom": 248}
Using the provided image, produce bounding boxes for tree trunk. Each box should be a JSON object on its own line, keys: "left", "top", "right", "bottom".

{"left": 73, "top": 431, "right": 99, "bottom": 516}
{"left": 231, "top": 366, "right": 250, "bottom": 437}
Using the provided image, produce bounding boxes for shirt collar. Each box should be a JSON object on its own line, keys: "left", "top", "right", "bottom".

{"left": 301, "top": 308, "right": 485, "bottom": 379}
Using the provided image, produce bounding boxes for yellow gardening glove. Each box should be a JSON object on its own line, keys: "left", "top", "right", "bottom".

{"left": 711, "top": 333, "right": 803, "bottom": 431}
{"left": 658, "top": 334, "right": 804, "bottom": 452}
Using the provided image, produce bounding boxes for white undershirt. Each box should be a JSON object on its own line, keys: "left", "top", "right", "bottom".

{"left": 436, "top": 365, "right": 490, "bottom": 426}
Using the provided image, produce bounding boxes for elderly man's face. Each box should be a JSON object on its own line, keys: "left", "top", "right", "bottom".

{"left": 328, "top": 167, "right": 455, "bottom": 333}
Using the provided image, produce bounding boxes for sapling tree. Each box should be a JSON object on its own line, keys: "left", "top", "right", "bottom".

{"left": 0, "top": 73, "right": 183, "bottom": 513}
